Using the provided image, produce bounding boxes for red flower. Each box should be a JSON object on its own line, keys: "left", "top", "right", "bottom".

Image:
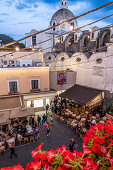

{"left": 47, "top": 149, "right": 56, "bottom": 164}
{"left": 26, "top": 162, "right": 41, "bottom": 170}
{"left": 34, "top": 143, "right": 43, "bottom": 151}
{"left": 56, "top": 148, "right": 63, "bottom": 154}
{"left": 82, "top": 167, "right": 90, "bottom": 170}
{"left": 106, "top": 125, "right": 113, "bottom": 135}
{"left": 55, "top": 168, "right": 62, "bottom": 170}
{"left": 106, "top": 119, "right": 113, "bottom": 125}
{"left": 93, "top": 136, "right": 105, "bottom": 145}
{"left": 62, "top": 145, "right": 67, "bottom": 151}
{"left": 91, "top": 144, "right": 101, "bottom": 154}
{"left": 1, "top": 164, "right": 24, "bottom": 170}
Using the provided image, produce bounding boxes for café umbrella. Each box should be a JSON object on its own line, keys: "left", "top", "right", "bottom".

{"left": 10, "top": 107, "right": 35, "bottom": 119}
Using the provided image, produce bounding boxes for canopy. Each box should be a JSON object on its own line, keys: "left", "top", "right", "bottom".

{"left": 60, "top": 84, "right": 103, "bottom": 106}
{"left": 10, "top": 107, "right": 35, "bottom": 119}
{"left": 0, "top": 110, "right": 11, "bottom": 119}
{"left": 0, "top": 96, "right": 21, "bottom": 110}
{"left": 0, "top": 116, "right": 11, "bottom": 126}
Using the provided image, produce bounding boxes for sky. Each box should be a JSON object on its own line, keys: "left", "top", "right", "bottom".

{"left": 0, "top": 0, "right": 113, "bottom": 40}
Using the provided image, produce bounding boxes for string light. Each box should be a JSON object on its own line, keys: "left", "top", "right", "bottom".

{"left": 89, "top": 28, "right": 92, "bottom": 32}
{"left": 70, "top": 25, "right": 74, "bottom": 31}
{"left": 0, "top": 19, "right": 112, "bottom": 60}
{"left": 0, "top": 2, "right": 113, "bottom": 49}
{"left": 57, "top": 39, "right": 61, "bottom": 43}
{"left": 32, "top": 48, "right": 35, "bottom": 51}
{"left": 15, "top": 47, "right": 19, "bottom": 51}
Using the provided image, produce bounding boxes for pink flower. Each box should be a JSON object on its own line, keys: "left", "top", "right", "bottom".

{"left": 31, "top": 150, "right": 37, "bottom": 159}
{"left": 83, "top": 144, "right": 91, "bottom": 155}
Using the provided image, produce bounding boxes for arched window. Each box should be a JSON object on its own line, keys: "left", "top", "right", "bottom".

{"left": 84, "top": 36, "right": 90, "bottom": 46}
{"left": 53, "top": 22, "right": 55, "bottom": 31}
{"left": 62, "top": 2, "right": 63, "bottom": 5}
{"left": 92, "top": 32, "right": 94, "bottom": 39}
{"left": 69, "top": 37, "right": 74, "bottom": 46}
{"left": 65, "top": 2, "right": 66, "bottom": 5}
{"left": 102, "top": 33, "right": 110, "bottom": 46}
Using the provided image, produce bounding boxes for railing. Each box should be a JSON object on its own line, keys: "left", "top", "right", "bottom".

{"left": 30, "top": 89, "right": 40, "bottom": 93}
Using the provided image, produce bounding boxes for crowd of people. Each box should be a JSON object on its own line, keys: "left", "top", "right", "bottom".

{"left": 50, "top": 96, "right": 107, "bottom": 141}
{"left": 0, "top": 96, "right": 109, "bottom": 158}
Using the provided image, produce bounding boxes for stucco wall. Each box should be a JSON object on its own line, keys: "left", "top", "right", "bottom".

{"left": 0, "top": 67, "right": 49, "bottom": 96}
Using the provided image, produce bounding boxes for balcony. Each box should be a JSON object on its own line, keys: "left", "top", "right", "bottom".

{"left": 8, "top": 91, "right": 19, "bottom": 95}
{"left": 30, "top": 89, "right": 40, "bottom": 93}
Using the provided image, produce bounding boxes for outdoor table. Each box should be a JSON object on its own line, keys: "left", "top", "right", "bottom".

{"left": 71, "top": 114, "right": 76, "bottom": 118}
{"left": 0, "top": 131, "right": 6, "bottom": 136}
{"left": 7, "top": 137, "right": 15, "bottom": 144}
{"left": 65, "top": 112, "right": 70, "bottom": 117}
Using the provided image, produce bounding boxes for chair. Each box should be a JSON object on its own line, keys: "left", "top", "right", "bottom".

{"left": 17, "top": 136, "right": 22, "bottom": 144}
{"left": 24, "top": 136, "right": 29, "bottom": 143}
{"left": 60, "top": 117, "right": 64, "bottom": 123}
{"left": 5, "top": 136, "right": 10, "bottom": 141}
{"left": 30, "top": 135, "right": 34, "bottom": 143}
{"left": 0, "top": 145, "right": 5, "bottom": 154}
{"left": 36, "top": 133, "right": 40, "bottom": 140}
{"left": 12, "top": 133, "right": 17, "bottom": 139}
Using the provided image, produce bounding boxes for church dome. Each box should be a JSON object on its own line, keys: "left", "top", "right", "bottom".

{"left": 50, "top": 8, "right": 75, "bottom": 26}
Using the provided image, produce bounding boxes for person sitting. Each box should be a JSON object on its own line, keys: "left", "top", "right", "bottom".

{"left": 26, "top": 124, "right": 33, "bottom": 133}
{"left": 91, "top": 119, "right": 97, "bottom": 125}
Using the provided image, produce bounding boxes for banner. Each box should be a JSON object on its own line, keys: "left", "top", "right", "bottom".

{"left": 57, "top": 71, "right": 66, "bottom": 85}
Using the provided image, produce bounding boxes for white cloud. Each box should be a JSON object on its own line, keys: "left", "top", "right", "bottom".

{"left": 68, "top": 1, "right": 92, "bottom": 15}
{"left": 0, "top": 0, "right": 111, "bottom": 40}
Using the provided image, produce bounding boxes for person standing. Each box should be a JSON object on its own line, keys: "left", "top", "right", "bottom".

{"left": 9, "top": 142, "right": 17, "bottom": 158}
{"left": 37, "top": 115, "right": 41, "bottom": 127}
{"left": 69, "top": 138, "right": 75, "bottom": 153}
{"left": 32, "top": 116, "right": 34, "bottom": 126}
{"left": 50, "top": 115, "right": 54, "bottom": 125}
{"left": 46, "top": 123, "right": 51, "bottom": 136}
{"left": 46, "top": 104, "right": 49, "bottom": 114}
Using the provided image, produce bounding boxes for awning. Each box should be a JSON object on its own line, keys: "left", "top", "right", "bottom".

{"left": 0, "top": 96, "right": 21, "bottom": 110}
{"left": 60, "top": 84, "right": 103, "bottom": 106}
{"left": 0, "top": 116, "right": 11, "bottom": 125}
{"left": 0, "top": 110, "right": 11, "bottom": 119}
{"left": 10, "top": 107, "right": 35, "bottom": 119}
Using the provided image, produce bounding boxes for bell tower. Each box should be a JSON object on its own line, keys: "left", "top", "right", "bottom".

{"left": 61, "top": 0, "right": 68, "bottom": 9}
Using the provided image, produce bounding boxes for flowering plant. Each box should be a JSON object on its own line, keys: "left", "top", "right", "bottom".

{"left": 83, "top": 119, "right": 113, "bottom": 169}
{"left": 30, "top": 89, "right": 40, "bottom": 93}
{"left": 8, "top": 90, "right": 18, "bottom": 94}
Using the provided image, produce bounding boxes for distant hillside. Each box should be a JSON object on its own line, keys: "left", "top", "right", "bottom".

{"left": 0, "top": 34, "right": 25, "bottom": 48}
